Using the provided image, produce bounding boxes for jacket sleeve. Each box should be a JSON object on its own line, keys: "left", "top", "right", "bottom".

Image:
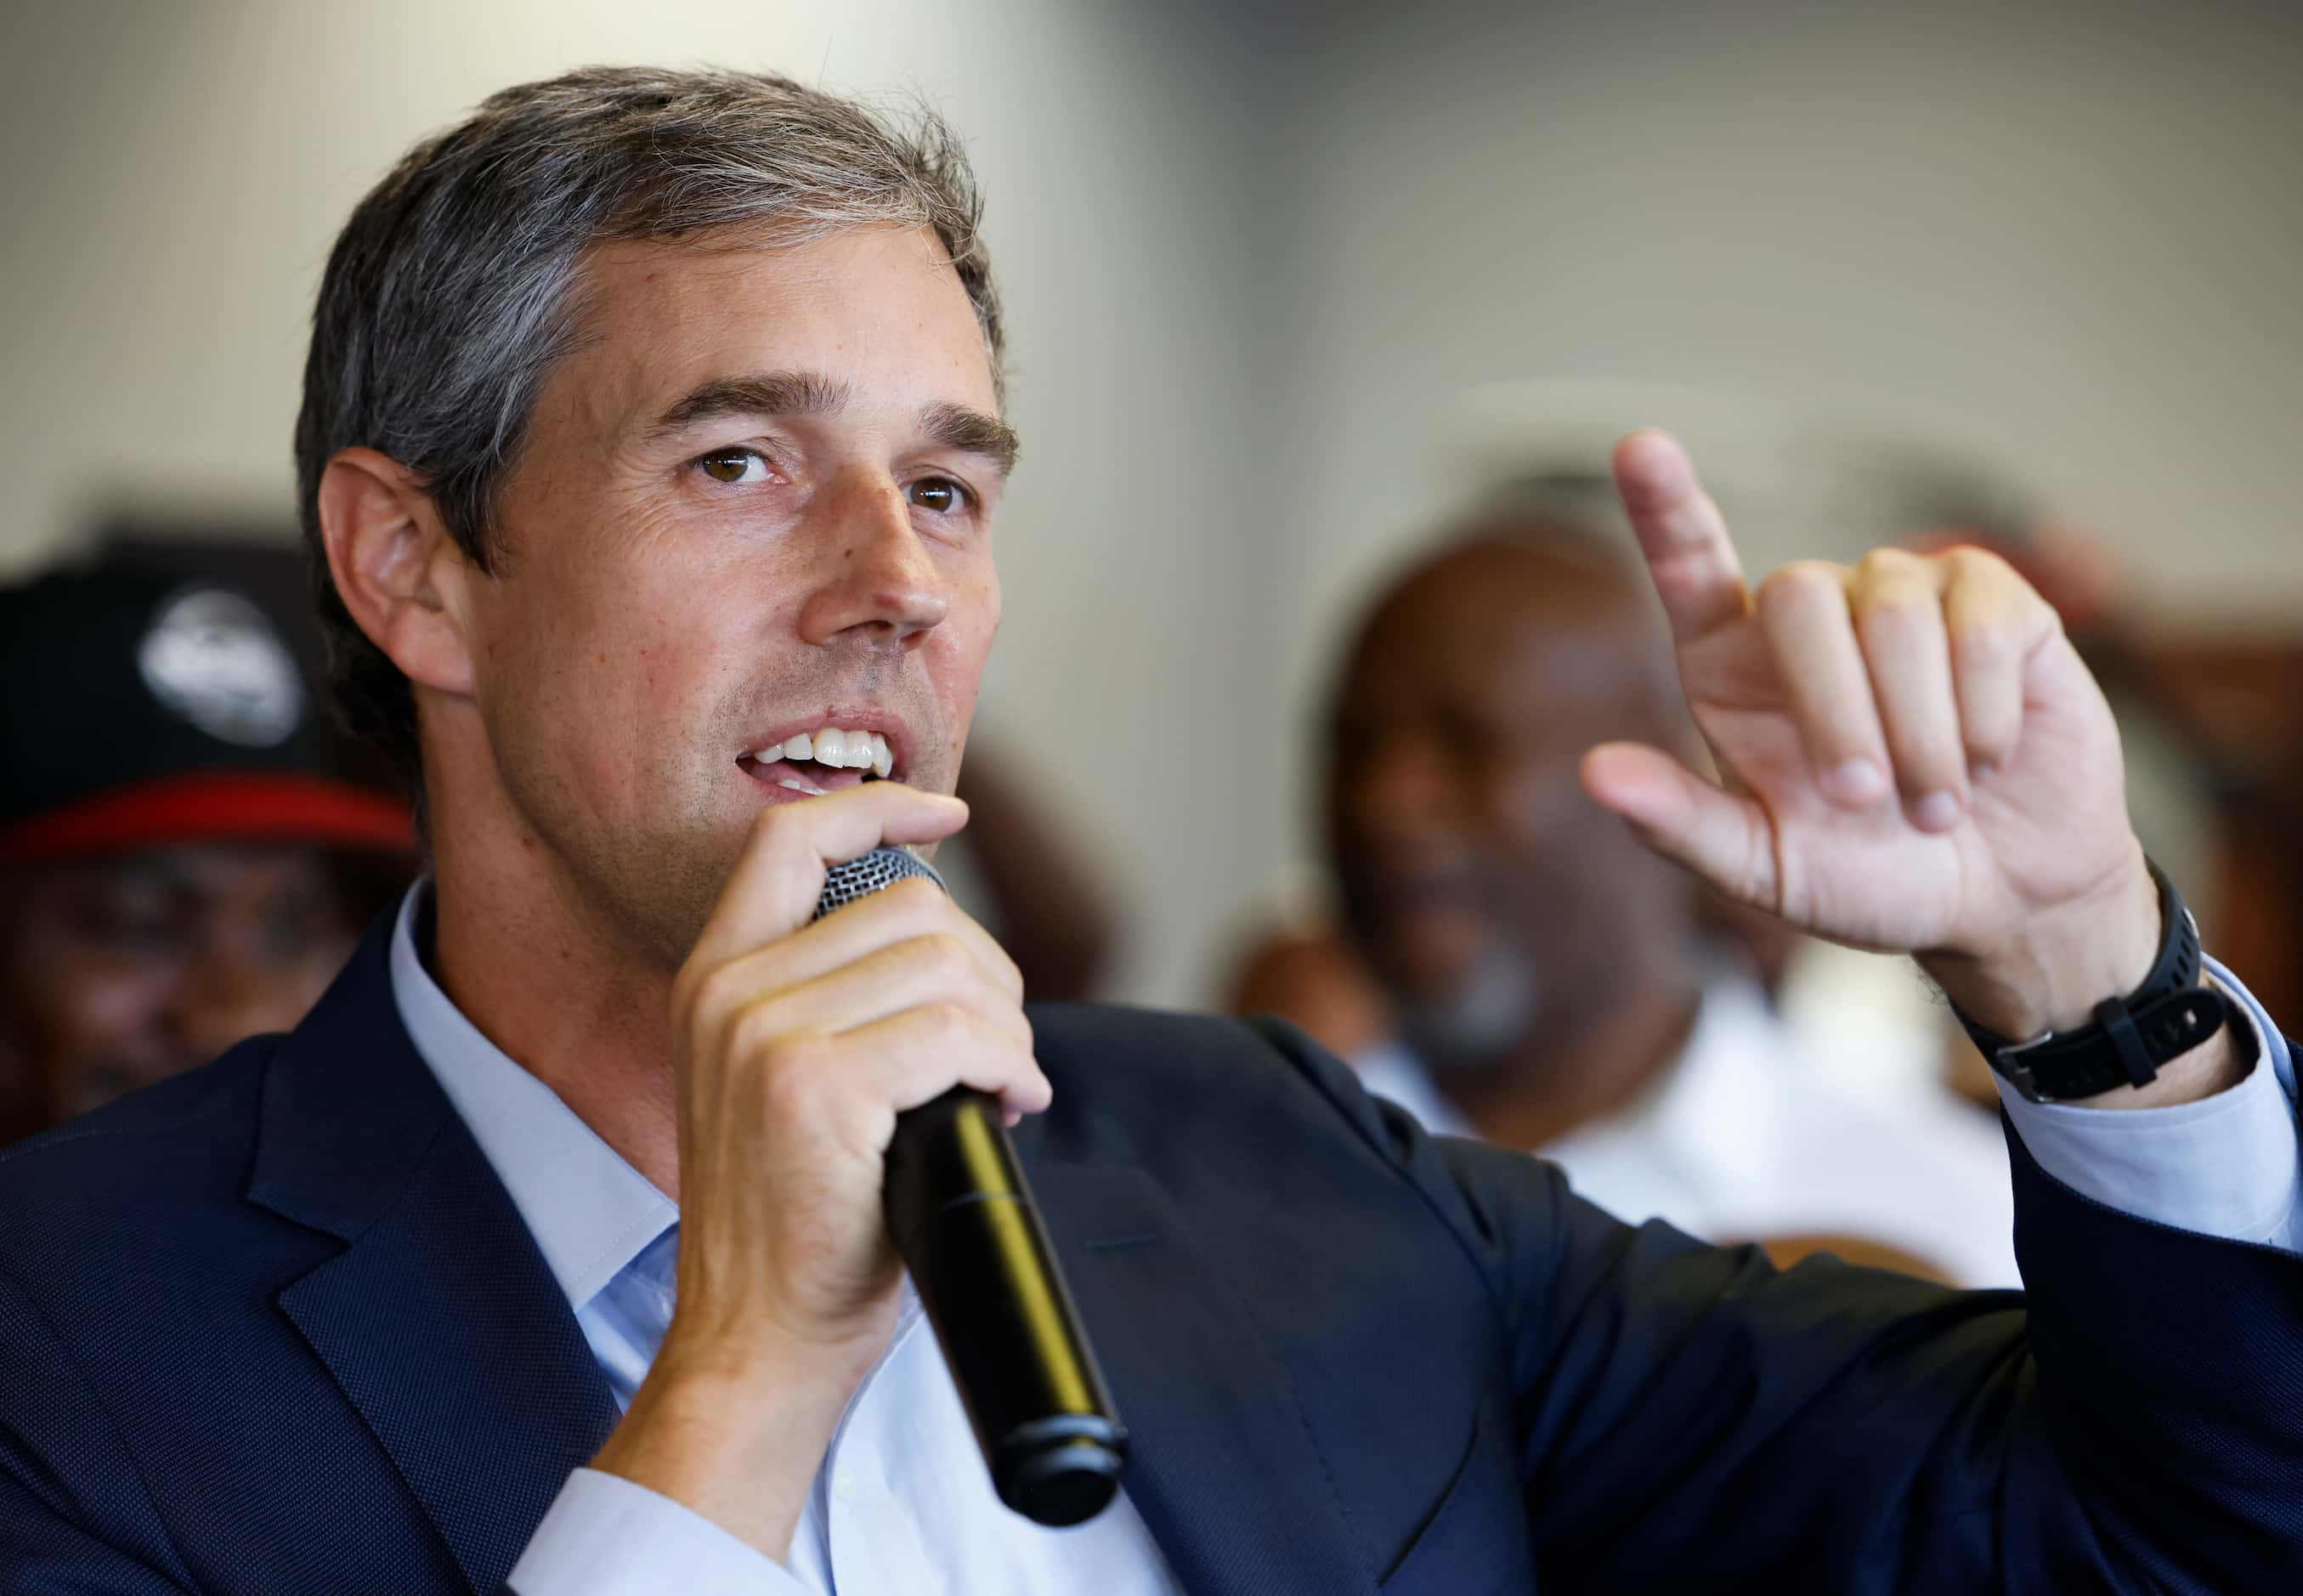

{"left": 0, "top": 1263, "right": 196, "bottom": 1594}
{"left": 1257, "top": 1016, "right": 2303, "bottom": 1594}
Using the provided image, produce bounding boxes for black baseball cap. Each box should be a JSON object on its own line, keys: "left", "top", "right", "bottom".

{"left": 0, "top": 565, "right": 414, "bottom": 863}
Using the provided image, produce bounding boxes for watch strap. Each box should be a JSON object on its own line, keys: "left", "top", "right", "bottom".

{"left": 1956, "top": 861, "right": 2234, "bottom": 1104}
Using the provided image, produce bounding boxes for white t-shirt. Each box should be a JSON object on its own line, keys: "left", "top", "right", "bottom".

{"left": 1355, "top": 976, "right": 2021, "bottom": 1288}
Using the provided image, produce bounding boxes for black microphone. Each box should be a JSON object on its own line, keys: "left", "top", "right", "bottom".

{"left": 812, "top": 846, "right": 1128, "bottom": 1527}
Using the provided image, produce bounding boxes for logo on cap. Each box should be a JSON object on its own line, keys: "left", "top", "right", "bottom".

{"left": 136, "top": 586, "right": 305, "bottom": 749}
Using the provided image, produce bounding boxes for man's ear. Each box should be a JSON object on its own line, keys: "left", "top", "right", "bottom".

{"left": 315, "top": 447, "right": 478, "bottom": 698}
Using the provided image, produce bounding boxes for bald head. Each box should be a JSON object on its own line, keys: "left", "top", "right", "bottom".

{"left": 1322, "top": 518, "right": 1695, "bottom": 1072}
{"left": 1361, "top": 529, "right": 1680, "bottom": 733}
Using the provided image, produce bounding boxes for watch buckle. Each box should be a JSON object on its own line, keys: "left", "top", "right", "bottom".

{"left": 1992, "top": 1030, "right": 2063, "bottom": 1105}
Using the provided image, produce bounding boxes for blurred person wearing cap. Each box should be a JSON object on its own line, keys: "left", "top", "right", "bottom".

{"left": 0, "top": 66, "right": 2298, "bottom": 1596}
{"left": 0, "top": 567, "right": 414, "bottom": 1141}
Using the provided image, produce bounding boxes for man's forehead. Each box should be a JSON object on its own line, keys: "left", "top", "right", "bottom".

{"left": 1361, "top": 552, "right": 1594, "bottom": 647}
{"left": 582, "top": 222, "right": 962, "bottom": 298}
{"left": 568, "top": 226, "right": 999, "bottom": 417}
{"left": 1348, "top": 552, "right": 1665, "bottom": 705}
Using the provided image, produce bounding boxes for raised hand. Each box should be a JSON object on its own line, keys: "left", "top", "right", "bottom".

{"left": 1580, "top": 429, "right": 2160, "bottom": 1044}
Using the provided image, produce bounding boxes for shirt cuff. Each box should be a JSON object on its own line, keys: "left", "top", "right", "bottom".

{"left": 506, "top": 1469, "right": 802, "bottom": 1595}
{"left": 1997, "top": 958, "right": 2301, "bottom": 1250}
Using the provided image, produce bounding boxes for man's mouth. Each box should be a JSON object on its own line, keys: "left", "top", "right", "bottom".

{"left": 737, "top": 725, "right": 897, "bottom": 796}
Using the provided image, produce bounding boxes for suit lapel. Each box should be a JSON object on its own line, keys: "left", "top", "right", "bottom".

{"left": 1029, "top": 1159, "right": 1375, "bottom": 1596}
{"left": 249, "top": 921, "right": 1377, "bottom": 1593}
{"left": 250, "top": 920, "right": 620, "bottom": 1595}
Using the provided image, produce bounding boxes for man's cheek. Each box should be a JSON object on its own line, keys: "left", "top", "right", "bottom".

{"left": 32, "top": 959, "right": 171, "bottom": 1081}
{"left": 71, "top": 953, "right": 178, "bottom": 1030}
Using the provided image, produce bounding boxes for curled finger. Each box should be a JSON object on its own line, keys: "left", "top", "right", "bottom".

{"left": 844, "top": 1002, "right": 1054, "bottom": 1124}
{"left": 1848, "top": 549, "right": 1967, "bottom": 830}
{"left": 724, "top": 931, "right": 1035, "bottom": 1066}
{"left": 696, "top": 876, "right": 1024, "bottom": 1040}
{"left": 1940, "top": 547, "right": 2056, "bottom": 774}
{"left": 1753, "top": 560, "right": 1892, "bottom": 810}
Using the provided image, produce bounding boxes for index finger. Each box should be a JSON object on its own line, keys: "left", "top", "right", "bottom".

{"left": 1612, "top": 428, "right": 1752, "bottom": 642}
{"left": 688, "top": 782, "right": 970, "bottom": 970}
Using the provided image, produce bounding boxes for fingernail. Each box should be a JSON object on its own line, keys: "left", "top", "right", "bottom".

{"left": 1822, "top": 759, "right": 1887, "bottom": 806}
{"left": 1910, "top": 790, "right": 1963, "bottom": 831}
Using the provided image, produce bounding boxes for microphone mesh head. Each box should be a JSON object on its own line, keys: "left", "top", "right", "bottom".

{"left": 812, "top": 845, "right": 948, "bottom": 921}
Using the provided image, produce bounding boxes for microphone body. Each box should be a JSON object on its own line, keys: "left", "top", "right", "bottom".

{"left": 813, "top": 846, "right": 1128, "bottom": 1527}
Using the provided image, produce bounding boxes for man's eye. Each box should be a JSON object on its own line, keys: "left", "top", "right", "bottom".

{"left": 907, "top": 478, "right": 970, "bottom": 514}
{"left": 696, "top": 450, "right": 771, "bottom": 484}
{"left": 67, "top": 898, "right": 184, "bottom": 956}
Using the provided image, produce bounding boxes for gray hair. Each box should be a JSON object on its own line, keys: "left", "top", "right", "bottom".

{"left": 293, "top": 65, "right": 1004, "bottom": 789}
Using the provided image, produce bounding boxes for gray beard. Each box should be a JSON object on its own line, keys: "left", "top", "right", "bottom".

{"left": 1395, "top": 942, "right": 1536, "bottom": 1075}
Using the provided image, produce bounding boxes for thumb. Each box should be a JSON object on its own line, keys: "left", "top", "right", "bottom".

{"left": 1581, "top": 741, "right": 1780, "bottom": 908}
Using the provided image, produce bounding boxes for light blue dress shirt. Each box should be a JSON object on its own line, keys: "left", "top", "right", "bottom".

{"left": 387, "top": 885, "right": 2299, "bottom": 1590}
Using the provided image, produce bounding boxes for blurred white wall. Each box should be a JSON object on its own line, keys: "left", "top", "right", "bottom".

{"left": 1253, "top": 0, "right": 2303, "bottom": 920}
{"left": 0, "top": 0, "right": 1282, "bottom": 1007}
{"left": 6, "top": 0, "right": 2301, "bottom": 1005}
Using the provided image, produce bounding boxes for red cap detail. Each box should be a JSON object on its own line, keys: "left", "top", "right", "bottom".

{"left": 0, "top": 771, "right": 416, "bottom": 864}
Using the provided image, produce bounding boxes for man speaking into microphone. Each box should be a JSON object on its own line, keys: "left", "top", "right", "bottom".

{"left": 2, "top": 65, "right": 2299, "bottom": 1594}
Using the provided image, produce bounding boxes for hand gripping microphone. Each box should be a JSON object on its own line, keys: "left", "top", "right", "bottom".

{"left": 812, "top": 846, "right": 1128, "bottom": 1526}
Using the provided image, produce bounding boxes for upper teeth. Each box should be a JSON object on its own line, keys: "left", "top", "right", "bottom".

{"left": 755, "top": 727, "right": 893, "bottom": 780}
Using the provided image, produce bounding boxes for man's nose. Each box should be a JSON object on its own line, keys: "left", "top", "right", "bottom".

{"left": 795, "top": 469, "right": 952, "bottom": 650}
{"left": 1340, "top": 729, "right": 1462, "bottom": 840}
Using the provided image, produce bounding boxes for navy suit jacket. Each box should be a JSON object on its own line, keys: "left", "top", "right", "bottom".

{"left": 2, "top": 914, "right": 2299, "bottom": 1594}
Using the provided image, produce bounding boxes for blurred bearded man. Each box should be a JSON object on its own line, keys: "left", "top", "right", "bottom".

{"left": 1327, "top": 507, "right": 2019, "bottom": 1284}
{"left": 0, "top": 66, "right": 2299, "bottom": 1595}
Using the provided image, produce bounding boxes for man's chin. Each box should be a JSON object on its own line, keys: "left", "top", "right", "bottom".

{"left": 580, "top": 818, "right": 758, "bottom": 972}
{"left": 1394, "top": 945, "right": 1537, "bottom": 1074}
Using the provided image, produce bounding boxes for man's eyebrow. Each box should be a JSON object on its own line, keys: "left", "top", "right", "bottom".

{"left": 919, "top": 400, "right": 1021, "bottom": 475}
{"left": 647, "top": 371, "right": 851, "bottom": 440}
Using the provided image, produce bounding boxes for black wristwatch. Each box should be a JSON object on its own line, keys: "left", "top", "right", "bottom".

{"left": 1954, "top": 860, "right": 2248, "bottom": 1104}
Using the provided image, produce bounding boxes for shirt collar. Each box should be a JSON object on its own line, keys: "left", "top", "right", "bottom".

{"left": 388, "top": 880, "right": 677, "bottom": 1313}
